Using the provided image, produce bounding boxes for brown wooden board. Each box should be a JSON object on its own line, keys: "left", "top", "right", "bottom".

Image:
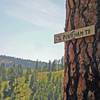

{"left": 54, "top": 25, "right": 95, "bottom": 43}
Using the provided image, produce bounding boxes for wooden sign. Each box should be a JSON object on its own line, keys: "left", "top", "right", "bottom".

{"left": 54, "top": 25, "right": 95, "bottom": 43}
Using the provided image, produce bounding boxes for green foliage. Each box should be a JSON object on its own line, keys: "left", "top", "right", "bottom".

{"left": 0, "top": 63, "right": 7, "bottom": 81}
{"left": 0, "top": 64, "right": 63, "bottom": 100}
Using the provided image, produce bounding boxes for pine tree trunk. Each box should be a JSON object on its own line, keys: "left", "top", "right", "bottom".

{"left": 64, "top": 0, "right": 100, "bottom": 100}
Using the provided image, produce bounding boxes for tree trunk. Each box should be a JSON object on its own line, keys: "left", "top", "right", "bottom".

{"left": 64, "top": 0, "right": 100, "bottom": 100}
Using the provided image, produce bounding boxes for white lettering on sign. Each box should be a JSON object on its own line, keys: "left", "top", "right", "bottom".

{"left": 54, "top": 25, "right": 95, "bottom": 43}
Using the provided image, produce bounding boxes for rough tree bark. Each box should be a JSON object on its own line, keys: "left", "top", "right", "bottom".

{"left": 64, "top": 0, "right": 100, "bottom": 100}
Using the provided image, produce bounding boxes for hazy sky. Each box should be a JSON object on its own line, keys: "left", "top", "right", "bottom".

{"left": 0, "top": 0, "right": 65, "bottom": 62}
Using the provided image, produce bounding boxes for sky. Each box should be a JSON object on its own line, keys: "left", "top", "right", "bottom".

{"left": 0, "top": 0, "right": 65, "bottom": 62}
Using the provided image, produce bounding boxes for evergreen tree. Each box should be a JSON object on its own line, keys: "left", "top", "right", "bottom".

{"left": 17, "top": 64, "right": 23, "bottom": 77}
{"left": 29, "top": 72, "right": 37, "bottom": 99}
{"left": 0, "top": 77, "right": 2, "bottom": 99}
{"left": 48, "top": 60, "right": 51, "bottom": 72}
{"left": 3, "top": 84, "right": 8, "bottom": 99}
{"left": 61, "top": 56, "right": 64, "bottom": 69}
{"left": 25, "top": 68, "right": 32, "bottom": 83}
{"left": 0, "top": 63, "right": 6, "bottom": 81}
{"left": 7, "top": 66, "right": 15, "bottom": 81}
{"left": 35, "top": 59, "right": 38, "bottom": 70}
{"left": 52, "top": 60, "right": 56, "bottom": 71}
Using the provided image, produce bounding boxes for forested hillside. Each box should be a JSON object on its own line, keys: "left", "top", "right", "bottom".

{"left": 0, "top": 55, "right": 64, "bottom": 70}
{"left": 0, "top": 56, "right": 64, "bottom": 100}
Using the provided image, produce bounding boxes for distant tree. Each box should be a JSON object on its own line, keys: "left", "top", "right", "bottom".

{"left": 0, "top": 63, "right": 6, "bottom": 81}
{"left": 35, "top": 60, "right": 38, "bottom": 70}
{"left": 28, "top": 68, "right": 32, "bottom": 74}
{"left": 29, "top": 74, "right": 35, "bottom": 89}
{"left": 25, "top": 68, "right": 32, "bottom": 83}
{"left": 3, "top": 84, "right": 8, "bottom": 99}
{"left": 6, "top": 67, "right": 15, "bottom": 99}
{"left": 29, "top": 73, "right": 37, "bottom": 99}
{"left": 57, "top": 60, "right": 60, "bottom": 71}
{"left": 43, "top": 63, "right": 48, "bottom": 71}
{"left": 0, "top": 78, "right": 1, "bottom": 98}
{"left": 48, "top": 60, "right": 51, "bottom": 72}
{"left": 61, "top": 56, "right": 64, "bottom": 69}
{"left": 52, "top": 60, "right": 57, "bottom": 71}
{"left": 47, "top": 72, "right": 52, "bottom": 82}
{"left": 7, "top": 67, "right": 15, "bottom": 81}
{"left": 17, "top": 64, "right": 23, "bottom": 77}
